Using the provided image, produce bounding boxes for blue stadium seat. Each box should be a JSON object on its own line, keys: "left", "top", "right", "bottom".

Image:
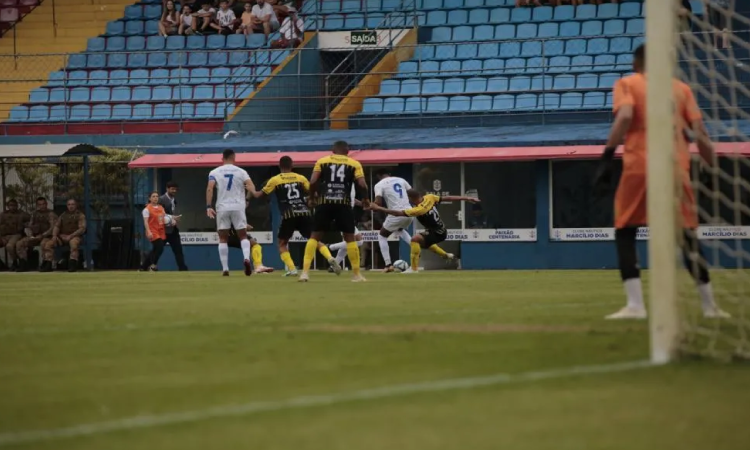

{"left": 483, "top": 59, "right": 504, "bottom": 75}
{"left": 91, "top": 104, "right": 111, "bottom": 121}
{"left": 477, "top": 42, "right": 499, "bottom": 59}
{"left": 194, "top": 84, "right": 214, "bottom": 100}
{"left": 29, "top": 88, "right": 48, "bottom": 103}
{"left": 472, "top": 25, "right": 493, "bottom": 41}
{"left": 422, "top": 78, "right": 443, "bottom": 94}
{"left": 540, "top": 93, "right": 560, "bottom": 110}
{"left": 226, "top": 34, "right": 245, "bottom": 50}
{"left": 452, "top": 26, "right": 472, "bottom": 41}
{"left": 616, "top": 54, "right": 633, "bottom": 70}
{"left": 571, "top": 55, "right": 593, "bottom": 72}
{"left": 145, "top": 36, "right": 165, "bottom": 51}
{"left": 112, "top": 104, "right": 132, "bottom": 120}
{"left": 132, "top": 85, "right": 151, "bottom": 101}
{"left": 447, "top": 10, "right": 468, "bottom": 26}
{"left": 145, "top": 20, "right": 159, "bottom": 36}
{"left": 29, "top": 105, "right": 49, "bottom": 122}
{"left": 470, "top": 95, "right": 492, "bottom": 111}
{"left": 173, "top": 85, "right": 192, "bottom": 101}
{"left": 610, "top": 37, "right": 632, "bottom": 54}
{"left": 427, "top": 96, "right": 448, "bottom": 112}
{"left": 108, "top": 69, "right": 128, "bottom": 86}
{"left": 531, "top": 74, "right": 553, "bottom": 91}
{"left": 151, "top": 85, "right": 172, "bottom": 101}
{"left": 462, "top": 59, "right": 482, "bottom": 76}
{"left": 620, "top": 2, "right": 641, "bottom": 18}
{"left": 209, "top": 51, "right": 229, "bottom": 67}
{"left": 510, "top": 7, "right": 530, "bottom": 23}
{"left": 599, "top": 72, "right": 621, "bottom": 89}
{"left": 543, "top": 39, "right": 564, "bottom": 57}
{"left": 146, "top": 52, "right": 167, "bottom": 68}
{"left": 342, "top": 0, "right": 361, "bottom": 12}
{"left": 582, "top": 20, "right": 603, "bottom": 36}
{"left": 604, "top": 19, "right": 625, "bottom": 36}
{"left": 397, "top": 61, "right": 417, "bottom": 76}
{"left": 522, "top": 41, "right": 542, "bottom": 57}
{"left": 151, "top": 68, "right": 170, "bottom": 84}
{"left": 366, "top": 13, "right": 385, "bottom": 28}
{"left": 400, "top": 79, "right": 420, "bottom": 95}
{"left": 565, "top": 39, "right": 587, "bottom": 56}
{"left": 320, "top": 0, "right": 340, "bottom": 13}
{"left": 499, "top": 41, "right": 520, "bottom": 57}
{"left": 455, "top": 43, "right": 478, "bottom": 60}
{"left": 187, "top": 35, "right": 205, "bottom": 50}
{"left": 505, "top": 57, "right": 525, "bottom": 74}
{"left": 91, "top": 86, "right": 111, "bottom": 102}
{"left": 187, "top": 51, "right": 208, "bottom": 67}
{"left": 583, "top": 91, "right": 605, "bottom": 109}
{"left": 493, "top": 94, "right": 514, "bottom": 111}
{"left": 207, "top": 34, "right": 226, "bottom": 50}
{"left": 256, "top": 66, "right": 271, "bottom": 79}
{"left": 633, "top": 36, "right": 644, "bottom": 49}
{"left": 124, "top": 5, "right": 143, "bottom": 20}
{"left": 247, "top": 34, "right": 266, "bottom": 48}
{"left": 195, "top": 102, "right": 216, "bottom": 118}
{"left": 559, "top": 21, "right": 580, "bottom": 37}
{"left": 230, "top": 67, "right": 253, "bottom": 84}
{"left": 594, "top": 54, "right": 616, "bottom": 72}
{"left": 383, "top": 97, "right": 405, "bottom": 113}
{"left": 627, "top": 18, "right": 644, "bottom": 34}
{"left": 105, "top": 21, "right": 125, "bottom": 36}
{"left": 211, "top": 67, "right": 231, "bottom": 84}
{"left": 517, "top": 23, "right": 537, "bottom": 39}
{"left": 68, "top": 70, "right": 87, "bottom": 87}
{"left": 598, "top": 3, "right": 618, "bottom": 19}
{"left": 439, "top": 60, "right": 460, "bottom": 75}
{"left": 153, "top": 103, "right": 173, "bottom": 119}
{"left": 125, "top": 21, "right": 145, "bottom": 36}
{"left": 548, "top": 56, "right": 571, "bottom": 73}
{"left": 576, "top": 73, "right": 599, "bottom": 89}
{"left": 8, "top": 106, "right": 29, "bottom": 122}
{"left": 532, "top": 6, "right": 553, "bottom": 22}
{"left": 553, "top": 74, "right": 575, "bottom": 90}
{"left": 434, "top": 44, "right": 456, "bottom": 60}
{"left": 67, "top": 54, "right": 87, "bottom": 70}
{"left": 127, "top": 36, "right": 146, "bottom": 51}
{"left": 560, "top": 92, "right": 583, "bottom": 110}
{"left": 487, "top": 76, "right": 508, "bottom": 92}
{"left": 443, "top": 77, "right": 465, "bottom": 94}
{"left": 88, "top": 70, "right": 108, "bottom": 86}
{"left": 128, "top": 53, "right": 147, "bottom": 68}
{"left": 129, "top": 69, "right": 149, "bottom": 85}
{"left": 443, "top": 0, "right": 464, "bottom": 9}
{"left": 190, "top": 68, "right": 211, "bottom": 85}
{"left": 133, "top": 103, "right": 152, "bottom": 120}
{"left": 106, "top": 36, "right": 126, "bottom": 52}
{"left": 177, "top": 103, "right": 194, "bottom": 118}
{"left": 323, "top": 14, "right": 344, "bottom": 30}
{"left": 553, "top": 5, "right": 574, "bottom": 21}
{"left": 587, "top": 38, "right": 609, "bottom": 55}
{"left": 576, "top": 4, "right": 596, "bottom": 19}
{"left": 344, "top": 13, "right": 365, "bottom": 30}
{"left": 414, "top": 45, "right": 435, "bottom": 60}
{"left": 509, "top": 75, "right": 530, "bottom": 92}
{"left": 465, "top": 77, "right": 487, "bottom": 93}
{"left": 469, "top": 9, "right": 488, "bottom": 25}
{"left": 47, "top": 71, "right": 66, "bottom": 87}
{"left": 144, "top": 4, "right": 161, "bottom": 20}
{"left": 449, "top": 96, "right": 471, "bottom": 112}
{"left": 166, "top": 35, "right": 186, "bottom": 50}
{"left": 494, "top": 24, "right": 514, "bottom": 39}
{"left": 380, "top": 79, "right": 400, "bottom": 95}
{"left": 515, "top": 93, "right": 537, "bottom": 110}
{"left": 215, "top": 84, "right": 235, "bottom": 101}
{"left": 526, "top": 57, "right": 546, "bottom": 74}
{"left": 229, "top": 51, "right": 249, "bottom": 66}
{"left": 69, "top": 87, "right": 89, "bottom": 102}
{"left": 538, "top": 22, "right": 558, "bottom": 38}
{"left": 87, "top": 37, "right": 105, "bottom": 52}
{"left": 489, "top": 8, "right": 509, "bottom": 23}
{"left": 107, "top": 53, "right": 127, "bottom": 68}
{"left": 426, "top": 10, "right": 446, "bottom": 26}
{"left": 49, "top": 105, "right": 68, "bottom": 122}
{"left": 70, "top": 104, "right": 90, "bottom": 122}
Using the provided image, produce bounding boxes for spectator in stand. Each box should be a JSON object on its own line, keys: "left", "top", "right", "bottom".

{"left": 0, "top": 199, "right": 30, "bottom": 272}
{"left": 516, "top": 0, "right": 542, "bottom": 6}
{"left": 159, "top": 0, "right": 179, "bottom": 36}
{"left": 709, "top": 0, "right": 733, "bottom": 49}
{"left": 555, "top": 0, "right": 583, "bottom": 6}
{"left": 178, "top": 4, "right": 194, "bottom": 35}
{"left": 238, "top": 1, "right": 254, "bottom": 34}
{"left": 140, "top": 191, "right": 168, "bottom": 272}
{"left": 192, "top": 1, "right": 217, "bottom": 34}
{"left": 211, "top": 0, "right": 237, "bottom": 35}
{"left": 15, "top": 197, "right": 57, "bottom": 272}
{"left": 271, "top": 6, "right": 303, "bottom": 48}
{"left": 267, "top": 0, "right": 296, "bottom": 22}
{"left": 248, "top": 0, "right": 279, "bottom": 40}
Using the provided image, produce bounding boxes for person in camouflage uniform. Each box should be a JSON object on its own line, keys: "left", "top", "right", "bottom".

{"left": 15, "top": 197, "right": 57, "bottom": 272}
{"left": 41, "top": 199, "right": 86, "bottom": 273}
{"left": 0, "top": 199, "right": 31, "bottom": 271}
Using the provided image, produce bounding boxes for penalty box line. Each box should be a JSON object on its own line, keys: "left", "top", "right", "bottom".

{"left": 0, "top": 360, "right": 654, "bottom": 447}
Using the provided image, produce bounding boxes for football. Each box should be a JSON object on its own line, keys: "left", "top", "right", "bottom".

{"left": 162, "top": 214, "right": 175, "bottom": 226}
{"left": 393, "top": 260, "right": 409, "bottom": 272}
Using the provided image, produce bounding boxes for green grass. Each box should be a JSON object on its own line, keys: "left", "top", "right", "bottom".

{"left": 0, "top": 270, "right": 748, "bottom": 450}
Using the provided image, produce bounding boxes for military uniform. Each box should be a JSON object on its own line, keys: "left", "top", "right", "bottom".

{"left": 15, "top": 210, "right": 57, "bottom": 270}
{"left": 0, "top": 209, "right": 30, "bottom": 269}
{"left": 42, "top": 210, "right": 86, "bottom": 265}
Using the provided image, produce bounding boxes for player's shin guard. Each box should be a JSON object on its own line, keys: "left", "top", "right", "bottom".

{"left": 410, "top": 242, "right": 421, "bottom": 270}
{"left": 399, "top": 230, "right": 412, "bottom": 244}
{"left": 615, "top": 227, "right": 644, "bottom": 309}
{"left": 280, "top": 251, "right": 296, "bottom": 271}
{"left": 303, "top": 239, "right": 318, "bottom": 272}
{"left": 240, "top": 239, "right": 251, "bottom": 261}
{"left": 218, "top": 243, "right": 229, "bottom": 272}
{"left": 251, "top": 243, "right": 263, "bottom": 268}
{"left": 318, "top": 244, "right": 334, "bottom": 260}
{"left": 429, "top": 244, "right": 448, "bottom": 258}
{"left": 378, "top": 235, "right": 392, "bottom": 266}
{"left": 346, "top": 241, "right": 360, "bottom": 275}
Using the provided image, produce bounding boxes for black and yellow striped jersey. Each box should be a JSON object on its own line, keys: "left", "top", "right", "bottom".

{"left": 312, "top": 155, "right": 365, "bottom": 205}
{"left": 261, "top": 172, "right": 311, "bottom": 219}
{"left": 404, "top": 194, "right": 446, "bottom": 234}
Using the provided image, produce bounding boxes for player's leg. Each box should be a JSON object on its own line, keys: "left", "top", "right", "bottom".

{"left": 406, "top": 233, "right": 425, "bottom": 273}
{"left": 378, "top": 226, "right": 395, "bottom": 270}
{"left": 301, "top": 207, "right": 329, "bottom": 280}
{"left": 232, "top": 212, "right": 254, "bottom": 276}
{"left": 339, "top": 207, "right": 363, "bottom": 281}
{"left": 277, "top": 218, "right": 297, "bottom": 275}
{"left": 333, "top": 231, "right": 362, "bottom": 265}
{"left": 249, "top": 238, "right": 273, "bottom": 274}
{"left": 216, "top": 211, "right": 233, "bottom": 276}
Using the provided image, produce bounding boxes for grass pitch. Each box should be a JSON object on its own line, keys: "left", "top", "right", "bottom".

{"left": 1, "top": 270, "right": 749, "bottom": 450}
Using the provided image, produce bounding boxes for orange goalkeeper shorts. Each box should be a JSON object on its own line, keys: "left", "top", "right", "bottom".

{"left": 614, "top": 170, "right": 698, "bottom": 230}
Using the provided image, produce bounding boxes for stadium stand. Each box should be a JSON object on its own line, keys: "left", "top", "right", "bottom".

{"left": 0, "top": 0, "right": 40, "bottom": 37}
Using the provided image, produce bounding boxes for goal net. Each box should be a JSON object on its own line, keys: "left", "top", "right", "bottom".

{"left": 649, "top": 0, "right": 750, "bottom": 362}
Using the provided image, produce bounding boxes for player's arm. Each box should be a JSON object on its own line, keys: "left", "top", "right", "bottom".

{"left": 373, "top": 182, "right": 384, "bottom": 206}
{"left": 367, "top": 203, "right": 407, "bottom": 216}
{"left": 309, "top": 162, "right": 321, "bottom": 193}
{"left": 205, "top": 175, "right": 217, "bottom": 219}
{"left": 71, "top": 214, "right": 86, "bottom": 238}
{"left": 442, "top": 195, "right": 480, "bottom": 203}
{"left": 683, "top": 86, "right": 716, "bottom": 167}
{"left": 354, "top": 162, "right": 370, "bottom": 208}
{"left": 594, "top": 79, "right": 633, "bottom": 191}
{"left": 142, "top": 209, "right": 152, "bottom": 240}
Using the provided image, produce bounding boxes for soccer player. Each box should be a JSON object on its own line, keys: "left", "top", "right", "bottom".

{"left": 227, "top": 225, "right": 274, "bottom": 274}
{"left": 327, "top": 184, "right": 364, "bottom": 271}
{"left": 248, "top": 156, "right": 331, "bottom": 276}
{"left": 373, "top": 169, "right": 414, "bottom": 272}
{"left": 367, "top": 190, "right": 479, "bottom": 273}
{"left": 205, "top": 149, "right": 255, "bottom": 277}
{"left": 593, "top": 44, "right": 730, "bottom": 320}
{"left": 301, "top": 140, "right": 368, "bottom": 282}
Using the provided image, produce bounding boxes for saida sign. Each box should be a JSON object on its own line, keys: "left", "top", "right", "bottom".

{"left": 349, "top": 30, "right": 377, "bottom": 45}
{"left": 318, "top": 29, "right": 409, "bottom": 50}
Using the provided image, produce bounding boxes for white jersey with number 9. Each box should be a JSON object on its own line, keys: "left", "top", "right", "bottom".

{"left": 208, "top": 164, "right": 250, "bottom": 212}
{"left": 374, "top": 176, "right": 412, "bottom": 211}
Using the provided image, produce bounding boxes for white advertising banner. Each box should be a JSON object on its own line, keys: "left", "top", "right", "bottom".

{"left": 181, "top": 229, "right": 538, "bottom": 245}
{"left": 318, "top": 29, "right": 410, "bottom": 50}
{"left": 551, "top": 226, "right": 750, "bottom": 242}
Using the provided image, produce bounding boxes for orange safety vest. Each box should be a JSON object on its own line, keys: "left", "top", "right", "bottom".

{"left": 145, "top": 204, "right": 166, "bottom": 241}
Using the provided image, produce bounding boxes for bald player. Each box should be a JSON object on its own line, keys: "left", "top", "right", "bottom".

{"left": 593, "top": 44, "right": 730, "bottom": 320}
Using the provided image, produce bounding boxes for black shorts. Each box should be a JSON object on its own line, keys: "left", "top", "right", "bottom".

{"left": 313, "top": 203, "right": 355, "bottom": 234}
{"left": 419, "top": 229, "right": 447, "bottom": 249}
{"left": 278, "top": 215, "right": 312, "bottom": 241}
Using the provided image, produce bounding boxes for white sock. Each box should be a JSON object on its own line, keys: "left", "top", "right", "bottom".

{"left": 399, "top": 229, "right": 412, "bottom": 244}
{"left": 378, "top": 235, "right": 392, "bottom": 265}
{"left": 697, "top": 282, "right": 716, "bottom": 310}
{"left": 330, "top": 241, "right": 347, "bottom": 252}
{"left": 240, "top": 239, "right": 251, "bottom": 261}
{"left": 218, "top": 243, "right": 229, "bottom": 272}
{"left": 623, "top": 278, "right": 644, "bottom": 309}
{"left": 336, "top": 247, "right": 347, "bottom": 264}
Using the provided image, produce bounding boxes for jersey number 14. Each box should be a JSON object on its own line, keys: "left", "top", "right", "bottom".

{"left": 329, "top": 164, "right": 346, "bottom": 182}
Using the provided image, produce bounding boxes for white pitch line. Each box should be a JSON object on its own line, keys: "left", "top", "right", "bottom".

{"left": 0, "top": 360, "right": 653, "bottom": 447}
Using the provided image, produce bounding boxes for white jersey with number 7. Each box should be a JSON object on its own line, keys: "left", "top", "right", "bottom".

{"left": 208, "top": 164, "right": 250, "bottom": 212}
{"left": 374, "top": 176, "right": 412, "bottom": 211}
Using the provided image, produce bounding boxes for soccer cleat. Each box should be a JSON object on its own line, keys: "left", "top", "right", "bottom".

{"left": 383, "top": 265, "right": 395, "bottom": 273}
{"left": 254, "top": 265, "right": 274, "bottom": 274}
{"left": 284, "top": 269, "right": 298, "bottom": 277}
{"left": 703, "top": 307, "right": 731, "bottom": 319}
{"left": 351, "top": 274, "right": 367, "bottom": 283}
{"left": 222, "top": 271, "right": 230, "bottom": 277}
{"left": 149, "top": 265, "right": 158, "bottom": 272}
{"left": 605, "top": 306, "right": 647, "bottom": 320}
{"left": 243, "top": 259, "right": 253, "bottom": 276}
{"left": 328, "top": 257, "right": 342, "bottom": 275}
{"left": 39, "top": 261, "right": 53, "bottom": 273}
{"left": 401, "top": 267, "right": 417, "bottom": 274}
{"left": 445, "top": 253, "right": 456, "bottom": 261}
{"left": 68, "top": 260, "right": 78, "bottom": 273}
{"left": 298, "top": 272, "right": 309, "bottom": 282}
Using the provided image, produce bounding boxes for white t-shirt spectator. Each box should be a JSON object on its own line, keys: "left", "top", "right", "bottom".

{"left": 181, "top": 12, "right": 192, "bottom": 27}
{"left": 252, "top": 2, "right": 277, "bottom": 23}
{"left": 280, "top": 16, "right": 304, "bottom": 40}
{"left": 217, "top": 8, "right": 236, "bottom": 27}
{"left": 197, "top": 7, "right": 216, "bottom": 17}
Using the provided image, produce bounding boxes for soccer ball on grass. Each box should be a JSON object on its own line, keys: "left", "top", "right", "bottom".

{"left": 393, "top": 260, "right": 409, "bottom": 272}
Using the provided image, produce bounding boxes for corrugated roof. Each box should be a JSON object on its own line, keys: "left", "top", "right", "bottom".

{"left": 0, "top": 144, "right": 104, "bottom": 159}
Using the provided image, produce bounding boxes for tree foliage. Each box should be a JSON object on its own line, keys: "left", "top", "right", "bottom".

{"left": 3, "top": 159, "right": 58, "bottom": 212}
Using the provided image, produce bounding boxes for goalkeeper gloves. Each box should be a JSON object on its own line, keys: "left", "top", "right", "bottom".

{"left": 592, "top": 146, "right": 617, "bottom": 195}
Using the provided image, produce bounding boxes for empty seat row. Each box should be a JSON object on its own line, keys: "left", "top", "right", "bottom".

{"left": 65, "top": 51, "right": 282, "bottom": 71}
{"left": 104, "top": 20, "right": 160, "bottom": 37}
{"left": 422, "top": 4, "right": 641, "bottom": 27}
{"left": 92, "top": 34, "right": 275, "bottom": 52}
{"left": 315, "top": 12, "right": 411, "bottom": 30}
{"left": 300, "top": 0, "right": 461, "bottom": 14}
{"left": 396, "top": 54, "right": 633, "bottom": 76}
{"left": 359, "top": 91, "right": 614, "bottom": 114}
{"left": 379, "top": 72, "right": 623, "bottom": 95}
{"left": 47, "top": 67, "right": 265, "bottom": 87}
{"left": 28, "top": 84, "right": 252, "bottom": 104}
{"left": 123, "top": 4, "right": 163, "bottom": 21}
{"left": 431, "top": 19, "right": 644, "bottom": 42}
{"left": 412, "top": 37, "right": 643, "bottom": 60}
{"left": 7, "top": 102, "right": 235, "bottom": 122}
